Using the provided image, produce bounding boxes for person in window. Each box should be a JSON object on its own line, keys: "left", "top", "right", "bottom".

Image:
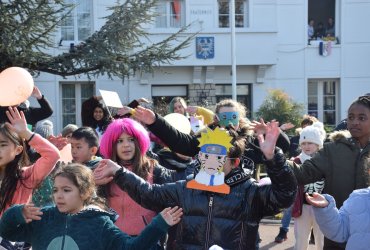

{"left": 308, "top": 18, "right": 315, "bottom": 40}
{"left": 315, "top": 22, "right": 326, "bottom": 39}
{"left": 325, "top": 17, "right": 335, "bottom": 37}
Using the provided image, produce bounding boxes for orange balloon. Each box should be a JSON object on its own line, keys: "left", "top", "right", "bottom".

{"left": 0, "top": 67, "right": 34, "bottom": 106}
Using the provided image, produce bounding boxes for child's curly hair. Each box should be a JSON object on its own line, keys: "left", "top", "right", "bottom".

{"left": 52, "top": 163, "right": 107, "bottom": 210}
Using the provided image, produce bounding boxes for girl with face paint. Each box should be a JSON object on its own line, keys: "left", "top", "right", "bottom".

{"left": 214, "top": 100, "right": 244, "bottom": 130}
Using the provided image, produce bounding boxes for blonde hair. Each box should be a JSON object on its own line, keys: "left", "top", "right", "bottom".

{"left": 215, "top": 99, "right": 247, "bottom": 118}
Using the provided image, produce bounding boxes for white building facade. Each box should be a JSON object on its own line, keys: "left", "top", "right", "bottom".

{"left": 34, "top": 0, "right": 370, "bottom": 133}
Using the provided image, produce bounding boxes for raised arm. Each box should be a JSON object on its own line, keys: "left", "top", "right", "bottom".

{"left": 5, "top": 107, "right": 60, "bottom": 187}
{"left": 133, "top": 106, "right": 200, "bottom": 156}
{"left": 24, "top": 86, "right": 53, "bottom": 125}
{"left": 94, "top": 159, "right": 181, "bottom": 212}
{"left": 250, "top": 118, "right": 290, "bottom": 153}
{"left": 23, "top": 134, "right": 60, "bottom": 187}
{"left": 254, "top": 121, "right": 297, "bottom": 216}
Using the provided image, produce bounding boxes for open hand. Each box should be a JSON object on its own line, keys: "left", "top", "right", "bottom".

{"left": 22, "top": 203, "right": 43, "bottom": 223}
{"left": 305, "top": 192, "right": 329, "bottom": 208}
{"left": 116, "top": 106, "right": 134, "bottom": 117}
{"left": 160, "top": 206, "right": 183, "bottom": 226}
{"left": 257, "top": 120, "right": 280, "bottom": 160}
{"left": 31, "top": 86, "right": 43, "bottom": 100}
{"left": 249, "top": 118, "right": 268, "bottom": 135}
{"left": 131, "top": 106, "right": 156, "bottom": 125}
{"left": 5, "top": 107, "right": 31, "bottom": 140}
{"left": 280, "top": 122, "right": 295, "bottom": 131}
{"left": 94, "top": 159, "right": 121, "bottom": 185}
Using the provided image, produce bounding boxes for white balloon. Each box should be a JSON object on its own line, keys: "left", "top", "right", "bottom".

{"left": 0, "top": 67, "right": 34, "bottom": 106}
{"left": 164, "top": 113, "right": 191, "bottom": 135}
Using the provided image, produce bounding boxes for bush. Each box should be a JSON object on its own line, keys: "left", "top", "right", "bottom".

{"left": 255, "top": 89, "right": 304, "bottom": 130}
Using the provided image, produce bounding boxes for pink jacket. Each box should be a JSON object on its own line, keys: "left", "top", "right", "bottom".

{"left": 1, "top": 134, "right": 60, "bottom": 215}
{"left": 108, "top": 166, "right": 156, "bottom": 236}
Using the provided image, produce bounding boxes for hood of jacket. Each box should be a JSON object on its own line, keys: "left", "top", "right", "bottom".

{"left": 71, "top": 205, "right": 118, "bottom": 222}
{"left": 84, "top": 156, "right": 102, "bottom": 170}
{"left": 328, "top": 130, "right": 351, "bottom": 142}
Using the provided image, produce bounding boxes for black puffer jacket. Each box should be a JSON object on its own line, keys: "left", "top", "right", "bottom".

{"left": 113, "top": 152, "right": 297, "bottom": 250}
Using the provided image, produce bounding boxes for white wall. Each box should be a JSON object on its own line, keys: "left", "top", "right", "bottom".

{"left": 32, "top": 0, "right": 370, "bottom": 130}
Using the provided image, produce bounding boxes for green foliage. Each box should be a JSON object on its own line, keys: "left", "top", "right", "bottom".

{"left": 0, "top": 0, "right": 194, "bottom": 79}
{"left": 255, "top": 89, "right": 304, "bottom": 128}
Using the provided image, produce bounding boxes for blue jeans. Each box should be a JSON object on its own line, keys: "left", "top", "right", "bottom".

{"left": 281, "top": 205, "right": 292, "bottom": 232}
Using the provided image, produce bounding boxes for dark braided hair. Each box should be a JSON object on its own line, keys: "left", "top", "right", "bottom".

{"left": 0, "top": 124, "right": 30, "bottom": 213}
{"left": 355, "top": 95, "right": 370, "bottom": 109}
{"left": 350, "top": 95, "right": 370, "bottom": 110}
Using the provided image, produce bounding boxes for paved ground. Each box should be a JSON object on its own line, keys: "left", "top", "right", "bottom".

{"left": 259, "top": 222, "right": 317, "bottom": 250}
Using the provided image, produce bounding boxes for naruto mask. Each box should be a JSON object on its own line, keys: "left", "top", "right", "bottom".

{"left": 186, "top": 127, "right": 232, "bottom": 194}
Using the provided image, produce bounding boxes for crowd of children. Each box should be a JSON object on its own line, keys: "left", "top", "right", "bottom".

{"left": 0, "top": 92, "right": 368, "bottom": 250}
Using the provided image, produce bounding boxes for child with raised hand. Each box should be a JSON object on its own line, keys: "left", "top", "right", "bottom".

{"left": 94, "top": 121, "right": 297, "bottom": 249}
{"left": 0, "top": 163, "right": 183, "bottom": 250}
{"left": 0, "top": 107, "right": 60, "bottom": 215}
{"left": 97, "top": 118, "right": 178, "bottom": 240}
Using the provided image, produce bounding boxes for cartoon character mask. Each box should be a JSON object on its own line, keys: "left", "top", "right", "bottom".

{"left": 217, "top": 112, "right": 239, "bottom": 127}
{"left": 186, "top": 127, "right": 233, "bottom": 194}
{"left": 198, "top": 145, "right": 227, "bottom": 176}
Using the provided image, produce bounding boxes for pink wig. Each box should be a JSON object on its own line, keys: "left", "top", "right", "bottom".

{"left": 100, "top": 118, "right": 150, "bottom": 159}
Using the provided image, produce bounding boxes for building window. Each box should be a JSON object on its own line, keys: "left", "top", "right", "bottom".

{"left": 61, "top": 0, "right": 92, "bottom": 42}
{"left": 155, "top": 0, "right": 185, "bottom": 28}
{"left": 61, "top": 82, "right": 94, "bottom": 127}
{"left": 308, "top": 0, "right": 338, "bottom": 43}
{"left": 307, "top": 79, "right": 338, "bottom": 126}
{"left": 218, "top": 0, "right": 248, "bottom": 28}
{"left": 215, "top": 84, "right": 252, "bottom": 118}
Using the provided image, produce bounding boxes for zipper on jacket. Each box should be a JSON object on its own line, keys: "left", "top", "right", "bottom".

{"left": 205, "top": 195, "right": 214, "bottom": 250}
{"left": 238, "top": 222, "right": 244, "bottom": 250}
{"left": 61, "top": 215, "right": 69, "bottom": 250}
